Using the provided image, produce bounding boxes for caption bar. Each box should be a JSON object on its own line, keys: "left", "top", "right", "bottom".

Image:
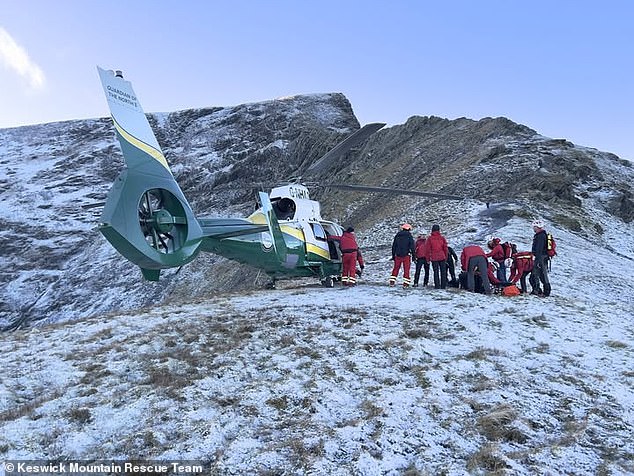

{"left": 1, "top": 461, "right": 210, "bottom": 476}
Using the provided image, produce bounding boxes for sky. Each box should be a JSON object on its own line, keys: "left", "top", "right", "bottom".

{"left": 1, "top": 0, "right": 633, "bottom": 161}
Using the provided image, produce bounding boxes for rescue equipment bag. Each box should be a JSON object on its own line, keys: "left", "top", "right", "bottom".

{"left": 501, "top": 284, "right": 521, "bottom": 296}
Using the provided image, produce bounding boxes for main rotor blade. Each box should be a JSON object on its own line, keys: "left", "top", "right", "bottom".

{"left": 326, "top": 184, "right": 466, "bottom": 200}
{"left": 305, "top": 123, "right": 386, "bottom": 175}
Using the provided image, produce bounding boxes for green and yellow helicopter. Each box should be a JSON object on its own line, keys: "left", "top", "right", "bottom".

{"left": 96, "top": 67, "right": 463, "bottom": 286}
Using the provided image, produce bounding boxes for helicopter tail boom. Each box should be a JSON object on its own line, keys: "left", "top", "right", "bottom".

{"left": 97, "top": 67, "right": 204, "bottom": 280}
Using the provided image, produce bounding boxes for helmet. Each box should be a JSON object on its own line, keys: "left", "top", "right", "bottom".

{"left": 532, "top": 220, "right": 545, "bottom": 229}
{"left": 345, "top": 226, "right": 355, "bottom": 233}
{"left": 401, "top": 223, "right": 412, "bottom": 231}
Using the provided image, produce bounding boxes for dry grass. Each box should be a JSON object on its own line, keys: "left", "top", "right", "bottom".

{"left": 361, "top": 399, "right": 386, "bottom": 419}
{"left": 287, "top": 437, "right": 325, "bottom": 468}
{"left": 410, "top": 365, "right": 432, "bottom": 388}
{"left": 526, "top": 314, "right": 550, "bottom": 328}
{"left": 266, "top": 396, "right": 289, "bottom": 411}
{"left": 605, "top": 340, "right": 628, "bottom": 349}
{"left": 66, "top": 407, "right": 92, "bottom": 424}
{"left": 0, "top": 388, "right": 64, "bottom": 422}
{"left": 464, "top": 347, "right": 504, "bottom": 361}
{"left": 467, "top": 442, "right": 510, "bottom": 474}
{"left": 294, "top": 346, "right": 322, "bottom": 359}
{"left": 403, "top": 326, "right": 433, "bottom": 339}
{"left": 477, "top": 404, "right": 527, "bottom": 443}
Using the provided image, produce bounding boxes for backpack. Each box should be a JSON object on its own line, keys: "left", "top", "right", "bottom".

{"left": 500, "top": 242, "right": 516, "bottom": 260}
{"left": 501, "top": 284, "right": 520, "bottom": 296}
{"left": 546, "top": 233, "right": 557, "bottom": 257}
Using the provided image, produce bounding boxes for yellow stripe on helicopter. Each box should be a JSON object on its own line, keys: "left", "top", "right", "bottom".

{"left": 248, "top": 213, "right": 331, "bottom": 260}
{"left": 113, "top": 117, "right": 170, "bottom": 171}
{"left": 306, "top": 243, "right": 330, "bottom": 260}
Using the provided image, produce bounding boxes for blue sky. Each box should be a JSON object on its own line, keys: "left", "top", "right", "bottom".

{"left": 1, "top": 0, "right": 633, "bottom": 160}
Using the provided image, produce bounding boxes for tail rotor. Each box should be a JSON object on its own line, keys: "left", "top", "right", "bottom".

{"left": 138, "top": 188, "right": 188, "bottom": 254}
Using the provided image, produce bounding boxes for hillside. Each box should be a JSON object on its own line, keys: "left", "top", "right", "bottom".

{"left": 1, "top": 96, "right": 633, "bottom": 330}
{"left": 1, "top": 220, "right": 633, "bottom": 474}
{"left": 1, "top": 93, "right": 634, "bottom": 473}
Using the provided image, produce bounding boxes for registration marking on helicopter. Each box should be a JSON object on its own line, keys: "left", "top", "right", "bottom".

{"left": 287, "top": 185, "right": 310, "bottom": 199}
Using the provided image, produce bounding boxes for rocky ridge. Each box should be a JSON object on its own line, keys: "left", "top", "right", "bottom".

{"left": 1, "top": 95, "right": 633, "bottom": 328}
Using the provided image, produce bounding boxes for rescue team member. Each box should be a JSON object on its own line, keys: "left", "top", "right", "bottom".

{"left": 488, "top": 261, "right": 503, "bottom": 287}
{"left": 509, "top": 250, "right": 534, "bottom": 294}
{"left": 390, "top": 223, "right": 415, "bottom": 287}
{"left": 413, "top": 233, "right": 429, "bottom": 287}
{"left": 531, "top": 220, "right": 551, "bottom": 297}
{"left": 424, "top": 224, "right": 448, "bottom": 289}
{"left": 446, "top": 246, "right": 459, "bottom": 285}
{"left": 329, "top": 226, "right": 364, "bottom": 286}
{"left": 460, "top": 244, "right": 492, "bottom": 294}
{"left": 486, "top": 237, "right": 507, "bottom": 282}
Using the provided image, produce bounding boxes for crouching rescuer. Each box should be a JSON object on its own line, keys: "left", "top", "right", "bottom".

{"left": 329, "top": 226, "right": 364, "bottom": 286}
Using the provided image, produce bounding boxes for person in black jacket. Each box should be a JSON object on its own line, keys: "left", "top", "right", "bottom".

{"left": 446, "top": 245, "right": 459, "bottom": 286}
{"left": 530, "top": 220, "right": 551, "bottom": 297}
{"left": 390, "top": 223, "right": 416, "bottom": 288}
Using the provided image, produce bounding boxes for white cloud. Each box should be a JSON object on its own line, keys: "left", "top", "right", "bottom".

{"left": 0, "top": 27, "right": 46, "bottom": 90}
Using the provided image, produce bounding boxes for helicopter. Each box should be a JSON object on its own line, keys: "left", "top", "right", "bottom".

{"left": 96, "top": 67, "right": 464, "bottom": 286}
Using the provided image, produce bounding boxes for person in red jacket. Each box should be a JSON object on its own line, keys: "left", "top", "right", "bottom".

{"left": 460, "top": 244, "right": 492, "bottom": 294}
{"left": 509, "top": 250, "right": 534, "bottom": 294}
{"left": 424, "top": 224, "right": 449, "bottom": 289}
{"left": 413, "top": 233, "right": 429, "bottom": 287}
{"left": 488, "top": 262, "right": 503, "bottom": 286}
{"left": 329, "top": 226, "right": 364, "bottom": 286}
{"left": 486, "top": 237, "right": 507, "bottom": 282}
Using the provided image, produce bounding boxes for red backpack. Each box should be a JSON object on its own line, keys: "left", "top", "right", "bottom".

{"left": 500, "top": 242, "right": 516, "bottom": 260}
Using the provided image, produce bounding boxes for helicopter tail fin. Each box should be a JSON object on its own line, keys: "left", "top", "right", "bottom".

{"left": 97, "top": 67, "right": 203, "bottom": 280}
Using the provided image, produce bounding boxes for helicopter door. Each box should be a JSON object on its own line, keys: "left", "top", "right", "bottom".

{"left": 320, "top": 223, "right": 341, "bottom": 260}
{"left": 308, "top": 223, "right": 334, "bottom": 260}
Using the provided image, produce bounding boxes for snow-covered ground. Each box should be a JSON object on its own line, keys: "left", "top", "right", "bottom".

{"left": 1, "top": 216, "right": 633, "bottom": 475}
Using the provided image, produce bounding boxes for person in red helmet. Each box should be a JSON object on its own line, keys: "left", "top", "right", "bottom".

{"left": 486, "top": 237, "right": 508, "bottom": 282}
{"left": 329, "top": 226, "right": 364, "bottom": 286}
{"left": 390, "top": 223, "right": 415, "bottom": 288}
{"left": 424, "top": 224, "right": 449, "bottom": 289}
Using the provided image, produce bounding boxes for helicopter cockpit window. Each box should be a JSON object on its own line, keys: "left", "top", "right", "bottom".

{"left": 311, "top": 223, "right": 327, "bottom": 241}
{"left": 272, "top": 197, "right": 296, "bottom": 220}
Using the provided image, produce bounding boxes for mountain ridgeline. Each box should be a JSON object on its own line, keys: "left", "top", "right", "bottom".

{"left": 1, "top": 93, "right": 632, "bottom": 328}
